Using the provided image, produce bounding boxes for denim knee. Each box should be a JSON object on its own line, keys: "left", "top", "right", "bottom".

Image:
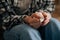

{"left": 45, "top": 18, "right": 60, "bottom": 40}
{"left": 4, "top": 24, "right": 41, "bottom": 40}
{"left": 50, "top": 18, "right": 60, "bottom": 30}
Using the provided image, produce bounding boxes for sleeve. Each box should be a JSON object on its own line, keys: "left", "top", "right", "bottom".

{"left": 2, "top": 15, "right": 27, "bottom": 29}
{"left": 2, "top": 7, "right": 27, "bottom": 29}
{"left": 38, "top": 0, "right": 55, "bottom": 14}
{"left": 3, "top": 15, "right": 27, "bottom": 22}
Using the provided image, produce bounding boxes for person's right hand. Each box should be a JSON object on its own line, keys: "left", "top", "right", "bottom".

{"left": 23, "top": 16, "right": 41, "bottom": 28}
{"left": 31, "top": 12, "right": 44, "bottom": 23}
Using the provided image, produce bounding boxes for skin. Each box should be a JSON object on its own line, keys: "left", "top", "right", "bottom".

{"left": 41, "top": 12, "right": 51, "bottom": 26}
{"left": 23, "top": 11, "right": 51, "bottom": 28}
{"left": 24, "top": 16, "right": 41, "bottom": 28}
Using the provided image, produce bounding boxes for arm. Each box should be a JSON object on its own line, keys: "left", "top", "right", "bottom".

{"left": 31, "top": 0, "right": 55, "bottom": 26}
{"left": 39, "top": 0, "right": 55, "bottom": 26}
{"left": 2, "top": 14, "right": 27, "bottom": 30}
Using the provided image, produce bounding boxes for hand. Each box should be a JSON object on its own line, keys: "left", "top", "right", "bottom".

{"left": 23, "top": 16, "right": 41, "bottom": 28}
{"left": 41, "top": 12, "right": 51, "bottom": 26}
{"left": 29, "top": 17, "right": 42, "bottom": 28}
{"left": 31, "top": 12, "right": 44, "bottom": 22}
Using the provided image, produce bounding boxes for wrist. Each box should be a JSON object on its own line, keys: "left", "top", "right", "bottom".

{"left": 22, "top": 15, "right": 29, "bottom": 23}
{"left": 22, "top": 15, "right": 28, "bottom": 20}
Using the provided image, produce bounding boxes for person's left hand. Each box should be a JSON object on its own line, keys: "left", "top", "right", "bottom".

{"left": 41, "top": 11, "right": 51, "bottom": 26}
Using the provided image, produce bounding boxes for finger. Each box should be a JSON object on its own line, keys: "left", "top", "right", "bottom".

{"left": 24, "top": 16, "right": 33, "bottom": 23}
{"left": 41, "top": 19, "right": 49, "bottom": 26}
{"left": 31, "top": 13, "right": 41, "bottom": 19}
{"left": 42, "top": 12, "right": 51, "bottom": 20}
{"left": 32, "top": 12, "right": 44, "bottom": 19}
{"left": 29, "top": 21, "right": 41, "bottom": 28}
{"left": 32, "top": 17, "right": 40, "bottom": 22}
{"left": 41, "top": 16, "right": 49, "bottom": 25}
{"left": 42, "top": 12, "right": 47, "bottom": 17}
{"left": 35, "top": 12, "right": 43, "bottom": 17}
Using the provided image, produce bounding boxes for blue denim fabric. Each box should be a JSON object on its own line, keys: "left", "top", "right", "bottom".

{"left": 45, "top": 18, "right": 60, "bottom": 40}
{"left": 4, "top": 18, "right": 60, "bottom": 40}
{"left": 4, "top": 24, "right": 41, "bottom": 40}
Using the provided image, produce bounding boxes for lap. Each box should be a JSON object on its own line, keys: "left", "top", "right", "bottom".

{"left": 37, "top": 18, "right": 60, "bottom": 40}
{"left": 4, "top": 23, "right": 41, "bottom": 40}
{"left": 44, "top": 18, "right": 60, "bottom": 40}
{"left": 46, "top": 18, "right": 60, "bottom": 31}
{"left": 4, "top": 18, "right": 60, "bottom": 40}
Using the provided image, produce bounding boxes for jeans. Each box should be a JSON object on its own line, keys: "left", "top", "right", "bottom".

{"left": 3, "top": 18, "right": 60, "bottom": 40}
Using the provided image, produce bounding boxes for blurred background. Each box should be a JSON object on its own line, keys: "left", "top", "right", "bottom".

{"left": 52, "top": 0, "right": 60, "bottom": 21}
